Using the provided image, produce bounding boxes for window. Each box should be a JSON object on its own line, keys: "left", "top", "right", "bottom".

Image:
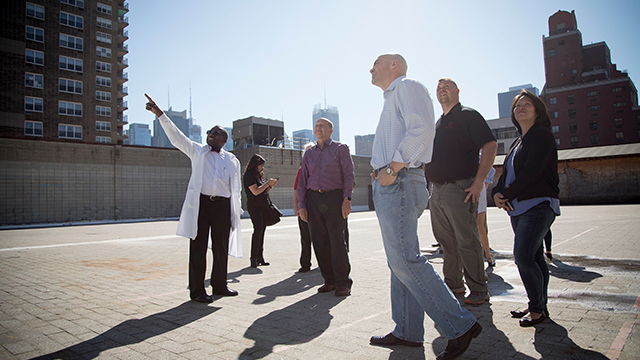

{"left": 496, "top": 142, "right": 505, "bottom": 155}
{"left": 590, "top": 134, "right": 598, "bottom": 145}
{"left": 551, "top": 125, "right": 559, "bottom": 133}
{"left": 25, "top": 121, "right": 43, "bottom": 136}
{"left": 59, "top": 56, "right": 82, "bottom": 72}
{"left": 25, "top": 49, "right": 44, "bottom": 65}
{"left": 555, "top": 138, "right": 560, "bottom": 146}
{"left": 25, "top": 73, "right": 43, "bottom": 88}
{"left": 26, "top": 26, "right": 44, "bottom": 42}
{"left": 60, "top": 34, "right": 83, "bottom": 50}
{"left": 26, "top": 3, "right": 45, "bottom": 19}
{"left": 614, "top": 118, "right": 623, "bottom": 128}
{"left": 570, "top": 136, "right": 578, "bottom": 146}
{"left": 589, "top": 121, "right": 598, "bottom": 131}
{"left": 549, "top": 97, "right": 557, "bottom": 105}
{"left": 569, "top": 123, "right": 577, "bottom": 133}
{"left": 96, "top": 91, "right": 111, "bottom": 102}
{"left": 60, "top": 11, "right": 83, "bottom": 29}
{"left": 616, "top": 132, "right": 624, "bottom": 142}
{"left": 588, "top": 106, "right": 601, "bottom": 111}
{"left": 557, "top": 23, "right": 565, "bottom": 31}
{"left": 587, "top": 90, "right": 599, "bottom": 97}
{"left": 96, "top": 32, "right": 111, "bottom": 44}
{"left": 60, "top": 0, "right": 84, "bottom": 9}
{"left": 568, "top": 109, "right": 576, "bottom": 118}
{"left": 96, "top": 121, "right": 111, "bottom": 131}
{"left": 96, "top": 46, "right": 111, "bottom": 58}
{"left": 569, "top": 69, "right": 577, "bottom": 75}
{"left": 548, "top": 48, "right": 556, "bottom": 57}
{"left": 96, "top": 136, "right": 111, "bottom": 143}
{"left": 550, "top": 111, "right": 558, "bottom": 119}
{"left": 25, "top": 97, "right": 43, "bottom": 112}
{"left": 96, "top": 61, "right": 111, "bottom": 73}
{"left": 96, "top": 106, "right": 111, "bottom": 117}
{"left": 96, "top": 76, "right": 111, "bottom": 87}
{"left": 58, "top": 124, "right": 82, "bottom": 139}
{"left": 58, "top": 101, "right": 82, "bottom": 116}
{"left": 612, "top": 86, "right": 625, "bottom": 93}
{"left": 97, "top": 17, "right": 112, "bottom": 29}
{"left": 97, "top": 3, "right": 112, "bottom": 14}
{"left": 59, "top": 78, "right": 82, "bottom": 94}
{"left": 567, "top": 95, "right": 575, "bottom": 104}
{"left": 613, "top": 102, "right": 627, "bottom": 108}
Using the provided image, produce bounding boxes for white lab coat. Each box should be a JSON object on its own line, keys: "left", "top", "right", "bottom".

{"left": 158, "top": 114, "right": 243, "bottom": 258}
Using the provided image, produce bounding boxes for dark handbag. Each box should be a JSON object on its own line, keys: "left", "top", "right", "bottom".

{"left": 264, "top": 196, "right": 282, "bottom": 226}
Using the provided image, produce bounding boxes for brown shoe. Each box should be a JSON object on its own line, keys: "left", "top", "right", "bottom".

{"left": 436, "top": 321, "right": 482, "bottom": 360}
{"left": 334, "top": 286, "right": 351, "bottom": 297}
{"left": 317, "top": 284, "right": 336, "bottom": 293}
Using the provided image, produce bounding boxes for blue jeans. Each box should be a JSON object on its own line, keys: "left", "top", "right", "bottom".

{"left": 511, "top": 201, "right": 556, "bottom": 314}
{"left": 373, "top": 168, "right": 476, "bottom": 341}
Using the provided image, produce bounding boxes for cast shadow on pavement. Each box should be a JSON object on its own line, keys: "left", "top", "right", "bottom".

{"left": 534, "top": 319, "right": 609, "bottom": 359}
{"left": 252, "top": 272, "right": 325, "bottom": 305}
{"left": 486, "top": 267, "right": 514, "bottom": 297}
{"left": 239, "top": 292, "right": 345, "bottom": 359}
{"left": 548, "top": 260, "right": 603, "bottom": 283}
{"left": 32, "top": 301, "right": 219, "bottom": 360}
{"left": 430, "top": 303, "right": 537, "bottom": 359}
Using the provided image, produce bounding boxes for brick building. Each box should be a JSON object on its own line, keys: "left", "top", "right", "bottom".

{"left": 542, "top": 10, "right": 640, "bottom": 149}
{"left": 0, "top": 0, "right": 129, "bottom": 144}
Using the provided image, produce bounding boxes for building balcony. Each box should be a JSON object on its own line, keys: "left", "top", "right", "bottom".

{"left": 117, "top": 57, "right": 128, "bottom": 69}
{"left": 118, "top": 29, "right": 129, "bottom": 40}
{"left": 117, "top": 101, "right": 128, "bottom": 111}
{"left": 117, "top": 86, "right": 128, "bottom": 98}
{"left": 117, "top": 43, "right": 128, "bottom": 56}
{"left": 118, "top": 1, "right": 129, "bottom": 13}
{"left": 117, "top": 114, "right": 128, "bottom": 126}
{"left": 118, "top": 16, "right": 129, "bottom": 28}
{"left": 117, "top": 72, "right": 128, "bottom": 84}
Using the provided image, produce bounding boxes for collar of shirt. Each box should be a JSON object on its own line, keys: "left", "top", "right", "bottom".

{"left": 383, "top": 76, "right": 406, "bottom": 100}
{"left": 317, "top": 137, "right": 334, "bottom": 149}
{"left": 441, "top": 102, "right": 462, "bottom": 118}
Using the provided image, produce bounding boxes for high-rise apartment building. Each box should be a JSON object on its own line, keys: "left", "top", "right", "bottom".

{"left": 498, "top": 84, "right": 539, "bottom": 118}
{"left": 542, "top": 10, "right": 640, "bottom": 149}
{"left": 312, "top": 104, "right": 340, "bottom": 141}
{"left": 0, "top": 0, "right": 130, "bottom": 144}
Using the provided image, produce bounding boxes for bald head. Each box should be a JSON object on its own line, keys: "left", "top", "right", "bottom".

{"left": 370, "top": 53, "right": 408, "bottom": 90}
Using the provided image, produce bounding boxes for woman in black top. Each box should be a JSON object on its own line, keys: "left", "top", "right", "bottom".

{"left": 243, "top": 154, "right": 279, "bottom": 268}
{"left": 492, "top": 90, "right": 560, "bottom": 327}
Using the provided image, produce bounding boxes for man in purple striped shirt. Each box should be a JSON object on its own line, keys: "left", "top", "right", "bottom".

{"left": 297, "top": 118, "right": 354, "bottom": 297}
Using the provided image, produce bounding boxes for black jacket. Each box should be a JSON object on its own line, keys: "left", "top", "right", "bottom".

{"left": 492, "top": 124, "right": 559, "bottom": 202}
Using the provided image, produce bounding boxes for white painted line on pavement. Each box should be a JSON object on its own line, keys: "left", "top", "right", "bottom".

{"left": 0, "top": 235, "right": 182, "bottom": 252}
{"left": 552, "top": 227, "right": 598, "bottom": 248}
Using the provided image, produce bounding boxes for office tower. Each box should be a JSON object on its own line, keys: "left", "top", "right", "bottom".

{"left": 124, "top": 123, "right": 151, "bottom": 146}
{"left": 0, "top": 0, "right": 130, "bottom": 144}
{"left": 292, "top": 129, "right": 314, "bottom": 150}
{"left": 354, "top": 134, "right": 375, "bottom": 156}
{"left": 498, "top": 84, "right": 539, "bottom": 118}
{"left": 542, "top": 10, "right": 640, "bottom": 149}
{"left": 312, "top": 104, "right": 340, "bottom": 141}
{"left": 151, "top": 107, "right": 202, "bottom": 148}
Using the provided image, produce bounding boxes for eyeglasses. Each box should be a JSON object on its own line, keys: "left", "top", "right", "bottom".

{"left": 206, "top": 129, "right": 224, "bottom": 136}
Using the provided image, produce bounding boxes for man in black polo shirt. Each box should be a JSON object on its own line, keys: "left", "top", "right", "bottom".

{"left": 425, "top": 78, "right": 497, "bottom": 306}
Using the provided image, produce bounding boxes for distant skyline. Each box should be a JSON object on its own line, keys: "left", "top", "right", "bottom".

{"left": 126, "top": 1, "right": 640, "bottom": 153}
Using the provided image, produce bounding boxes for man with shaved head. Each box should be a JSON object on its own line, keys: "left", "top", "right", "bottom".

{"left": 368, "top": 54, "right": 481, "bottom": 360}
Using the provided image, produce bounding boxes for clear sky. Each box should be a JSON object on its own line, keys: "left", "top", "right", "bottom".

{"left": 125, "top": 0, "right": 640, "bottom": 152}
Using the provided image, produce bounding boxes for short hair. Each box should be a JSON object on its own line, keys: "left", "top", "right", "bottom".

{"left": 510, "top": 90, "right": 551, "bottom": 133}
{"left": 208, "top": 125, "right": 229, "bottom": 140}
{"left": 437, "top": 78, "right": 458, "bottom": 89}
{"left": 316, "top": 117, "right": 333, "bottom": 129}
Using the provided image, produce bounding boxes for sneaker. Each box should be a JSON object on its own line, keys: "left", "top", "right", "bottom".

{"left": 464, "top": 291, "right": 489, "bottom": 306}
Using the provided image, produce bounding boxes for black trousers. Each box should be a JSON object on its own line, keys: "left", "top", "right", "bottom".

{"left": 307, "top": 189, "right": 352, "bottom": 288}
{"left": 247, "top": 203, "right": 268, "bottom": 261}
{"left": 189, "top": 195, "right": 231, "bottom": 299}
{"left": 298, "top": 216, "right": 312, "bottom": 269}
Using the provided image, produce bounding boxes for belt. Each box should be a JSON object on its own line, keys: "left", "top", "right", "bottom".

{"left": 433, "top": 176, "right": 473, "bottom": 186}
{"left": 309, "top": 189, "right": 341, "bottom": 194}
{"left": 200, "top": 194, "right": 229, "bottom": 201}
{"left": 373, "top": 164, "right": 426, "bottom": 177}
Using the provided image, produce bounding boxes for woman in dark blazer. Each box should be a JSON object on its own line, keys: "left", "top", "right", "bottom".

{"left": 492, "top": 90, "right": 560, "bottom": 327}
{"left": 243, "top": 154, "right": 279, "bottom": 268}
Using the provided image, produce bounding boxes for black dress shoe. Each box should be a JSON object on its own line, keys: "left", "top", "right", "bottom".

{"left": 370, "top": 333, "right": 423, "bottom": 347}
{"left": 191, "top": 294, "right": 213, "bottom": 303}
{"left": 213, "top": 287, "right": 238, "bottom": 296}
{"left": 519, "top": 312, "right": 546, "bottom": 327}
{"left": 334, "top": 286, "right": 351, "bottom": 297}
{"left": 258, "top": 260, "right": 270, "bottom": 266}
{"left": 436, "top": 321, "right": 482, "bottom": 360}
{"left": 317, "top": 284, "right": 336, "bottom": 293}
{"left": 298, "top": 267, "right": 311, "bottom": 273}
{"left": 511, "top": 308, "right": 549, "bottom": 318}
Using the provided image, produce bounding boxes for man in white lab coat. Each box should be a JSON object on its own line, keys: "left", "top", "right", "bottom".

{"left": 146, "top": 94, "right": 242, "bottom": 303}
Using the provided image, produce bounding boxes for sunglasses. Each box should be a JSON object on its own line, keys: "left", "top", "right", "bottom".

{"left": 206, "top": 129, "right": 225, "bottom": 136}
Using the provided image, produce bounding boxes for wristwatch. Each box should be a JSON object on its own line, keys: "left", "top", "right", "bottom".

{"left": 385, "top": 166, "right": 397, "bottom": 176}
